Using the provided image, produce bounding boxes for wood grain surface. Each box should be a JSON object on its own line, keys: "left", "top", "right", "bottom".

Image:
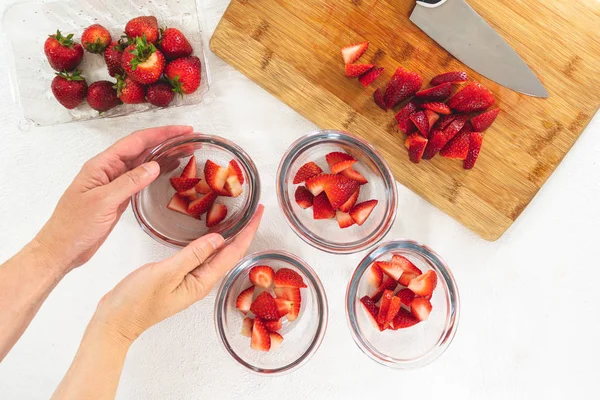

{"left": 210, "top": 0, "right": 600, "bottom": 240}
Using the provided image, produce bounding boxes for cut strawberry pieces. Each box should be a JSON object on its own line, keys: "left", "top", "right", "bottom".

{"left": 377, "top": 260, "right": 403, "bottom": 282}
{"left": 236, "top": 285, "right": 255, "bottom": 314}
{"left": 471, "top": 108, "right": 500, "bottom": 132}
{"left": 306, "top": 174, "right": 333, "bottom": 197}
{"left": 341, "top": 167, "right": 368, "bottom": 185}
{"left": 396, "top": 288, "right": 416, "bottom": 307}
{"left": 377, "top": 289, "right": 394, "bottom": 325}
{"left": 249, "top": 265, "right": 274, "bottom": 289}
{"left": 338, "top": 188, "right": 359, "bottom": 212}
{"left": 188, "top": 191, "right": 217, "bottom": 217}
{"left": 384, "top": 66, "right": 423, "bottom": 109}
{"left": 422, "top": 102, "right": 451, "bottom": 115}
{"left": 264, "top": 319, "right": 283, "bottom": 332}
{"left": 358, "top": 66, "right": 384, "bottom": 88}
{"left": 274, "top": 268, "right": 307, "bottom": 288}
{"left": 274, "top": 298, "right": 294, "bottom": 318}
{"left": 440, "top": 123, "right": 472, "bottom": 159}
{"left": 345, "top": 63, "right": 374, "bottom": 78}
{"left": 422, "top": 115, "right": 469, "bottom": 160}
{"left": 313, "top": 192, "right": 335, "bottom": 220}
{"left": 293, "top": 162, "right": 323, "bottom": 184}
{"left": 430, "top": 71, "right": 468, "bottom": 85}
{"left": 330, "top": 159, "right": 357, "bottom": 174}
{"left": 324, "top": 175, "right": 360, "bottom": 209}
{"left": 463, "top": 131, "right": 484, "bottom": 170}
{"left": 390, "top": 308, "right": 419, "bottom": 330}
{"left": 415, "top": 82, "right": 452, "bottom": 101}
{"left": 410, "top": 111, "right": 430, "bottom": 137}
{"left": 250, "top": 292, "right": 281, "bottom": 321}
{"left": 224, "top": 175, "right": 243, "bottom": 198}
{"left": 448, "top": 82, "right": 495, "bottom": 112}
{"left": 341, "top": 42, "right": 369, "bottom": 64}
{"left": 227, "top": 159, "right": 244, "bottom": 184}
{"left": 373, "top": 88, "right": 386, "bottom": 110}
{"left": 360, "top": 296, "right": 382, "bottom": 331}
{"left": 167, "top": 194, "right": 190, "bottom": 215}
{"left": 424, "top": 109, "right": 440, "bottom": 129}
{"left": 336, "top": 211, "right": 355, "bottom": 229}
{"left": 170, "top": 177, "right": 200, "bottom": 192}
{"left": 274, "top": 287, "right": 301, "bottom": 321}
{"left": 395, "top": 101, "right": 418, "bottom": 135}
{"left": 204, "top": 160, "right": 229, "bottom": 194}
{"left": 370, "top": 276, "right": 397, "bottom": 303}
{"left": 241, "top": 317, "right": 254, "bottom": 337}
{"left": 325, "top": 152, "right": 354, "bottom": 170}
{"left": 392, "top": 254, "right": 423, "bottom": 275}
{"left": 269, "top": 332, "right": 284, "bottom": 350}
{"left": 408, "top": 270, "right": 438, "bottom": 297}
{"left": 194, "top": 179, "right": 211, "bottom": 195}
{"left": 367, "top": 262, "right": 383, "bottom": 288}
{"left": 384, "top": 295, "right": 402, "bottom": 328}
{"left": 349, "top": 199, "right": 378, "bottom": 226}
{"left": 294, "top": 186, "right": 314, "bottom": 209}
{"left": 181, "top": 156, "right": 197, "bottom": 178}
{"left": 411, "top": 297, "right": 432, "bottom": 321}
{"left": 251, "top": 318, "right": 271, "bottom": 351}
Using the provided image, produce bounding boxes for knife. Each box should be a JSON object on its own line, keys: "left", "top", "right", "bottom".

{"left": 410, "top": 0, "right": 548, "bottom": 98}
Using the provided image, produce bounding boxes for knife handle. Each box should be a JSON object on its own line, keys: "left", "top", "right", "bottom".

{"left": 416, "top": 0, "right": 447, "bottom": 8}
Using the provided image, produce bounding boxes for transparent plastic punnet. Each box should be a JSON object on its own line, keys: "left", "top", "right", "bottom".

{"left": 1, "top": 0, "right": 211, "bottom": 126}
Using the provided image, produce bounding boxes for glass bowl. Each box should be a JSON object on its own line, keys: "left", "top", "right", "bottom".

{"left": 214, "top": 251, "right": 328, "bottom": 375}
{"left": 277, "top": 129, "right": 398, "bottom": 254}
{"left": 346, "top": 240, "right": 460, "bottom": 369}
{"left": 131, "top": 133, "right": 260, "bottom": 248}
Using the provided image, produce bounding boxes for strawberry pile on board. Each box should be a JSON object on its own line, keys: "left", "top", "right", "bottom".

{"left": 167, "top": 156, "right": 244, "bottom": 227}
{"left": 360, "top": 254, "right": 438, "bottom": 331}
{"left": 341, "top": 41, "right": 500, "bottom": 170}
{"left": 236, "top": 266, "right": 307, "bottom": 352}
{"left": 293, "top": 152, "right": 378, "bottom": 229}
{"left": 44, "top": 16, "right": 202, "bottom": 113}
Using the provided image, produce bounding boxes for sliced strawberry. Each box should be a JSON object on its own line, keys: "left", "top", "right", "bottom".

{"left": 411, "top": 297, "right": 432, "bottom": 321}
{"left": 236, "top": 285, "right": 255, "bottom": 314}
{"left": 341, "top": 167, "right": 368, "bottom": 185}
{"left": 440, "top": 123, "right": 472, "bottom": 159}
{"left": 326, "top": 152, "right": 354, "bottom": 170}
{"left": 274, "top": 287, "right": 301, "bottom": 321}
{"left": 274, "top": 268, "right": 307, "bottom": 288}
{"left": 313, "top": 192, "right": 335, "bottom": 220}
{"left": 422, "top": 102, "right": 451, "bottom": 115}
{"left": 390, "top": 308, "right": 419, "bottom": 330}
{"left": 167, "top": 194, "right": 190, "bottom": 215}
{"left": 269, "top": 332, "right": 284, "bottom": 350}
{"left": 249, "top": 265, "right": 274, "bottom": 289}
{"left": 398, "top": 271, "right": 418, "bottom": 286}
{"left": 424, "top": 109, "right": 440, "bottom": 129}
{"left": 384, "top": 66, "right": 422, "bottom": 109}
{"left": 373, "top": 88, "right": 386, "bottom": 110}
{"left": 384, "top": 296, "right": 402, "bottom": 328}
{"left": 294, "top": 186, "right": 314, "bottom": 209}
{"left": 228, "top": 159, "right": 244, "bottom": 184}
{"left": 206, "top": 203, "right": 227, "bottom": 227}
{"left": 274, "top": 298, "right": 294, "bottom": 318}
{"left": 370, "top": 276, "right": 397, "bottom": 303}
{"left": 338, "top": 188, "right": 359, "bottom": 212}
{"left": 324, "top": 174, "right": 360, "bottom": 209}
{"left": 415, "top": 82, "right": 452, "bottom": 101}
{"left": 204, "top": 160, "right": 229, "bottom": 194}
{"left": 345, "top": 63, "right": 374, "bottom": 78}
{"left": 358, "top": 66, "right": 384, "bottom": 87}
{"left": 408, "top": 270, "right": 438, "bottom": 297}
{"left": 187, "top": 191, "right": 217, "bottom": 217}
{"left": 394, "top": 101, "right": 418, "bottom": 135}
{"left": 194, "top": 179, "right": 211, "bottom": 194}
{"left": 410, "top": 111, "right": 430, "bottom": 137}
{"left": 471, "top": 108, "right": 500, "bottom": 132}
{"left": 448, "top": 82, "right": 495, "bottom": 113}
{"left": 349, "top": 199, "right": 378, "bottom": 226}
{"left": 463, "top": 131, "right": 484, "bottom": 170}
{"left": 250, "top": 292, "right": 280, "bottom": 320}
{"left": 341, "top": 41, "right": 369, "bottom": 64}
{"left": 224, "top": 175, "right": 243, "bottom": 197}
{"left": 360, "top": 296, "right": 382, "bottom": 331}
{"left": 392, "top": 254, "right": 423, "bottom": 275}
{"left": 180, "top": 187, "right": 197, "bottom": 202}
{"left": 336, "top": 211, "right": 355, "bottom": 229}
{"left": 241, "top": 317, "right": 253, "bottom": 337}
{"left": 367, "top": 262, "right": 383, "bottom": 288}
{"left": 422, "top": 115, "right": 469, "bottom": 160}
{"left": 170, "top": 177, "right": 200, "bottom": 192}
{"left": 434, "top": 114, "right": 457, "bottom": 132}
{"left": 251, "top": 318, "right": 271, "bottom": 351}
{"left": 331, "top": 159, "right": 357, "bottom": 174}
{"left": 264, "top": 319, "right": 282, "bottom": 332}
{"left": 396, "top": 288, "right": 416, "bottom": 307}
{"left": 377, "top": 261, "right": 403, "bottom": 282}
{"left": 430, "top": 71, "right": 468, "bottom": 85}
{"left": 377, "top": 289, "right": 394, "bottom": 325}
{"left": 404, "top": 134, "right": 428, "bottom": 165}
{"left": 181, "top": 156, "right": 197, "bottom": 178}
{"left": 306, "top": 173, "right": 334, "bottom": 197}
{"left": 293, "top": 162, "right": 323, "bottom": 184}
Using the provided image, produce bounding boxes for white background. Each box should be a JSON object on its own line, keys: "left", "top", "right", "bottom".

{"left": 1, "top": 0, "right": 599, "bottom": 398}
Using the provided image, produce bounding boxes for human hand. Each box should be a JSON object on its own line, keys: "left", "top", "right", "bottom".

{"left": 91, "top": 205, "right": 265, "bottom": 344}
{"left": 33, "top": 125, "right": 193, "bottom": 273}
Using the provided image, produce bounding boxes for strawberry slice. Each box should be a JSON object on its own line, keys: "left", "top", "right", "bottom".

{"left": 227, "top": 159, "right": 244, "bottom": 184}
{"left": 341, "top": 167, "right": 368, "bottom": 185}
{"left": 410, "top": 111, "right": 430, "bottom": 137}
{"left": 336, "top": 211, "right": 355, "bottom": 229}
{"left": 345, "top": 63, "right": 374, "bottom": 78}
{"left": 377, "top": 289, "right": 394, "bottom": 325}
{"left": 294, "top": 186, "right": 314, "bottom": 209}
{"left": 181, "top": 156, "right": 197, "bottom": 178}
{"left": 324, "top": 174, "right": 360, "bottom": 209}
{"left": 341, "top": 41, "right": 369, "bottom": 64}
{"left": 274, "top": 287, "right": 301, "bottom": 321}
{"left": 331, "top": 159, "right": 357, "bottom": 174}
{"left": 463, "top": 131, "right": 484, "bottom": 170}
{"left": 249, "top": 265, "right": 274, "bottom": 289}
{"left": 394, "top": 101, "right": 418, "bottom": 135}
{"left": 434, "top": 114, "right": 457, "bottom": 132}
{"left": 370, "top": 276, "right": 397, "bottom": 303}
{"left": 415, "top": 82, "right": 452, "bottom": 101}
{"left": 170, "top": 177, "right": 200, "bottom": 192}
{"left": 326, "top": 152, "right": 354, "bottom": 170}
{"left": 390, "top": 308, "right": 419, "bottom": 330}
{"left": 408, "top": 270, "right": 438, "bottom": 297}
{"left": 424, "top": 109, "right": 440, "bottom": 129}
{"left": 274, "top": 298, "right": 294, "bottom": 318}
{"left": 241, "top": 317, "right": 253, "bottom": 337}
{"left": 293, "top": 162, "right": 323, "bottom": 184}
{"left": 360, "top": 296, "right": 382, "bottom": 331}
{"left": 264, "top": 319, "right": 282, "bottom": 332}
{"left": 180, "top": 187, "right": 197, "bottom": 202}
{"left": 306, "top": 173, "right": 334, "bottom": 197}
{"left": 167, "top": 194, "right": 190, "bottom": 215}
{"left": 471, "top": 108, "right": 500, "bottom": 132}
{"left": 251, "top": 318, "right": 271, "bottom": 351}
{"left": 224, "top": 175, "right": 243, "bottom": 197}
{"left": 274, "top": 268, "right": 307, "bottom": 288}
{"left": 448, "top": 82, "right": 495, "bottom": 113}
{"left": 422, "top": 115, "right": 469, "bottom": 160}
{"left": 204, "top": 160, "right": 229, "bottom": 194}
{"left": 373, "top": 88, "right": 386, "bottom": 110}
{"left": 422, "top": 102, "right": 451, "bottom": 115}
{"left": 313, "top": 192, "right": 335, "bottom": 220}
{"left": 430, "top": 71, "right": 468, "bottom": 85}
{"left": 187, "top": 191, "right": 217, "bottom": 217}
{"left": 384, "top": 66, "right": 423, "bottom": 109}
{"left": 377, "top": 261, "right": 404, "bottom": 282}
{"left": 349, "top": 200, "right": 378, "bottom": 226}
{"left": 250, "top": 292, "right": 281, "bottom": 320}
{"left": 338, "top": 188, "right": 359, "bottom": 212}
{"left": 269, "top": 332, "right": 284, "bottom": 350}
{"left": 384, "top": 296, "right": 402, "bottom": 328}
{"left": 206, "top": 203, "right": 227, "bottom": 227}
{"left": 236, "top": 285, "right": 255, "bottom": 314}
{"left": 367, "top": 262, "right": 383, "bottom": 288}
{"left": 396, "top": 288, "right": 416, "bottom": 307}
{"left": 440, "top": 123, "right": 473, "bottom": 159}
{"left": 194, "top": 179, "right": 211, "bottom": 194}
{"left": 399, "top": 271, "right": 418, "bottom": 287}
{"left": 392, "top": 254, "right": 423, "bottom": 275}
{"left": 358, "top": 66, "right": 384, "bottom": 87}
{"left": 411, "top": 297, "right": 432, "bottom": 321}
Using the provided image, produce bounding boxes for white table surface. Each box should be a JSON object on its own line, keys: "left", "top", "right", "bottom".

{"left": 1, "top": 1, "right": 599, "bottom": 398}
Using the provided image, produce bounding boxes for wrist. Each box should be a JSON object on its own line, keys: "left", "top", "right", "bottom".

{"left": 86, "top": 316, "right": 135, "bottom": 353}
{"left": 24, "top": 236, "right": 71, "bottom": 278}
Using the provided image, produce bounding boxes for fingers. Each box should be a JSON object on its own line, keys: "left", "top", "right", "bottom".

{"left": 159, "top": 233, "right": 225, "bottom": 278}
{"left": 101, "top": 161, "right": 161, "bottom": 205}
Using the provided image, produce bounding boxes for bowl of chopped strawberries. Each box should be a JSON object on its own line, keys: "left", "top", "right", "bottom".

{"left": 131, "top": 133, "right": 260, "bottom": 247}
{"left": 346, "top": 240, "right": 459, "bottom": 369}
{"left": 277, "top": 130, "right": 398, "bottom": 254}
{"left": 214, "top": 251, "right": 328, "bottom": 375}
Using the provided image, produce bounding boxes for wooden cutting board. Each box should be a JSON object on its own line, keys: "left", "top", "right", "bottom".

{"left": 210, "top": 0, "right": 600, "bottom": 240}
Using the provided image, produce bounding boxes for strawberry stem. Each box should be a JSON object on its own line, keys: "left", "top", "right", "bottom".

{"left": 55, "top": 69, "right": 84, "bottom": 81}
{"left": 128, "top": 34, "right": 156, "bottom": 71}
{"left": 50, "top": 30, "right": 75, "bottom": 48}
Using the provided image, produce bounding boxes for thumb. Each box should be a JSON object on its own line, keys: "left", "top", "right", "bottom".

{"left": 105, "top": 161, "right": 160, "bottom": 205}
{"left": 158, "top": 233, "right": 225, "bottom": 278}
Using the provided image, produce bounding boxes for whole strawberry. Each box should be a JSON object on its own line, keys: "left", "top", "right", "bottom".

{"left": 51, "top": 70, "right": 87, "bottom": 109}
{"left": 125, "top": 16, "right": 159, "bottom": 44}
{"left": 104, "top": 41, "right": 125, "bottom": 77}
{"left": 44, "top": 30, "right": 84, "bottom": 71}
{"left": 121, "top": 36, "right": 165, "bottom": 85}
{"left": 115, "top": 74, "right": 146, "bottom": 104}
{"left": 159, "top": 27, "right": 192, "bottom": 60}
{"left": 147, "top": 81, "right": 175, "bottom": 107}
{"left": 81, "top": 24, "right": 111, "bottom": 53}
{"left": 165, "top": 56, "right": 201, "bottom": 95}
{"left": 87, "top": 80, "right": 120, "bottom": 112}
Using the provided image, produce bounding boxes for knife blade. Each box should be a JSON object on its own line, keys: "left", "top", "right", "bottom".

{"left": 410, "top": 0, "right": 548, "bottom": 98}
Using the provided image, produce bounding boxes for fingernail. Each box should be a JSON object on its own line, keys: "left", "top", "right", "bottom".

{"left": 141, "top": 161, "right": 160, "bottom": 176}
{"left": 207, "top": 234, "right": 224, "bottom": 250}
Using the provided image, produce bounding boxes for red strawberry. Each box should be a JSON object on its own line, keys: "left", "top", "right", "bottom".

{"left": 390, "top": 308, "right": 419, "bottom": 330}
{"left": 404, "top": 134, "right": 428, "bottom": 164}
{"left": 250, "top": 292, "right": 280, "bottom": 320}
{"left": 228, "top": 160, "right": 244, "bottom": 184}
{"left": 368, "top": 262, "right": 383, "bottom": 288}
{"left": 394, "top": 101, "right": 418, "bottom": 135}
{"left": 396, "top": 288, "right": 416, "bottom": 307}
{"left": 422, "top": 115, "right": 468, "bottom": 160}
{"left": 181, "top": 156, "right": 197, "bottom": 179}
{"left": 165, "top": 56, "right": 202, "bottom": 95}
{"left": 324, "top": 175, "right": 360, "bottom": 209}
{"left": 86, "top": 81, "right": 120, "bottom": 112}
{"left": 340, "top": 42, "right": 369, "bottom": 64}
{"left": 392, "top": 254, "right": 423, "bottom": 275}
{"left": 430, "top": 71, "right": 468, "bottom": 86}
{"left": 251, "top": 318, "right": 271, "bottom": 351}
{"left": 411, "top": 297, "right": 432, "bottom": 321}
{"left": 358, "top": 66, "right": 385, "bottom": 88}
{"left": 370, "top": 276, "right": 397, "bottom": 303}
{"left": 336, "top": 211, "right": 355, "bottom": 229}
{"left": 448, "top": 82, "right": 495, "bottom": 112}
{"left": 81, "top": 24, "right": 111, "bottom": 53}
{"left": 147, "top": 81, "right": 175, "bottom": 107}
{"left": 206, "top": 203, "right": 227, "bottom": 227}
{"left": 471, "top": 108, "right": 500, "bottom": 132}
{"left": 384, "top": 296, "right": 402, "bottom": 328}
{"left": 345, "top": 63, "right": 374, "bottom": 78}
{"left": 384, "top": 66, "right": 422, "bottom": 109}
{"left": 274, "top": 287, "right": 301, "bottom": 321}
{"left": 180, "top": 187, "right": 197, "bottom": 202}
{"left": 349, "top": 200, "right": 378, "bottom": 225}
{"left": 224, "top": 175, "right": 243, "bottom": 197}
{"left": 44, "top": 30, "right": 83, "bottom": 71}
{"left": 410, "top": 111, "right": 430, "bottom": 137}
{"left": 415, "top": 82, "right": 452, "bottom": 101}
{"left": 293, "top": 162, "right": 323, "bottom": 184}
{"left": 159, "top": 27, "right": 193, "bottom": 60}
{"left": 294, "top": 186, "right": 314, "bottom": 209}
{"left": 121, "top": 36, "right": 165, "bottom": 85}
{"left": 249, "top": 265, "right": 274, "bottom": 289}
{"left": 377, "top": 289, "right": 394, "bottom": 325}
{"left": 463, "top": 131, "right": 484, "bottom": 170}
{"left": 399, "top": 271, "right": 418, "bottom": 287}
{"left": 269, "top": 332, "right": 284, "bottom": 350}
{"left": 204, "top": 160, "right": 229, "bottom": 194}
{"left": 376, "top": 261, "right": 403, "bottom": 282}
{"left": 331, "top": 159, "right": 357, "bottom": 174}
{"left": 241, "top": 317, "right": 253, "bottom": 337}
{"left": 424, "top": 109, "right": 440, "bottom": 129}
{"left": 440, "top": 123, "right": 473, "bottom": 159}
{"left": 194, "top": 179, "right": 211, "bottom": 195}
{"left": 373, "top": 88, "right": 386, "bottom": 110}
{"left": 434, "top": 114, "right": 457, "bottom": 132}
{"left": 264, "top": 319, "right": 282, "bottom": 332}
{"left": 360, "top": 296, "right": 382, "bottom": 331}
{"left": 338, "top": 188, "right": 359, "bottom": 213}
{"left": 313, "top": 192, "right": 335, "bottom": 219}
{"left": 51, "top": 70, "right": 87, "bottom": 109}
{"left": 115, "top": 74, "right": 146, "bottom": 104}
{"left": 274, "top": 268, "right": 307, "bottom": 288}
{"left": 325, "top": 152, "right": 354, "bottom": 170}
{"left": 274, "top": 298, "right": 294, "bottom": 318}
{"left": 306, "top": 174, "right": 333, "bottom": 197}
{"left": 341, "top": 167, "right": 368, "bottom": 185}
{"left": 408, "top": 270, "right": 438, "bottom": 297}
{"left": 170, "top": 177, "right": 200, "bottom": 192}
{"left": 236, "top": 286, "right": 255, "bottom": 314}
{"left": 125, "top": 16, "right": 159, "bottom": 44}
{"left": 104, "top": 41, "right": 124, "bottom": 77}
{"left": 187, "top": 191, "right": 217, "bottom": 217}
{"left": 167, "top": 194, "right": 190, "bottom": 216}
{"left": 422, "top": 102, "right": 451, "bottom": 115}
